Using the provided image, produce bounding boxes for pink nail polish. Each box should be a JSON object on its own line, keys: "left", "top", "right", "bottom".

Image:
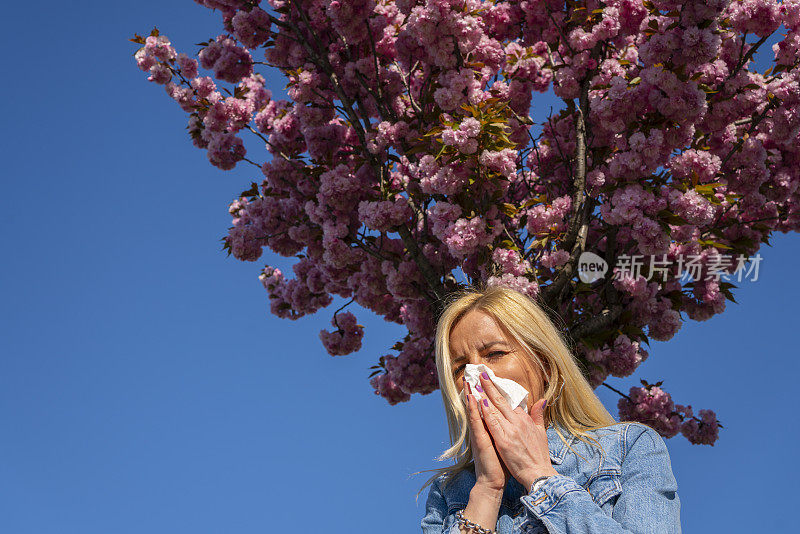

{"left": 481, "top": 371, "right": 489, "bottom": 380}
{"left": 475, "top": 385, "right": 484, "bottom": 393}
{"left": 483, "top": 399, "right": 489, "bottom": 407}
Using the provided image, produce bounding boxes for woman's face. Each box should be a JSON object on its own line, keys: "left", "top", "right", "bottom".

{"left": 449, "top": 308, "right": 547, "bottom": 416}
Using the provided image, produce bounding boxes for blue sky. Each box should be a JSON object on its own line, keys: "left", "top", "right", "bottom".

{"left": 1, "top": 2, "right": 797, "bottom": 532}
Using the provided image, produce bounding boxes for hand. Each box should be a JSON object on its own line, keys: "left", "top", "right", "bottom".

{"left": 464, "top": 377, "right": 509, "bottom": 493}
{"left": 478, "top": 372, "right": 559, "bottom": 491}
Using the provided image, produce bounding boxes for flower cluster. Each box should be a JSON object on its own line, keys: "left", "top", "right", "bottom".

{"left": 130, "top": 0, "right": 800, "bottom": 443}
{"left": 618, "top": 382, "right": 720, "bottom": 445}
{"left": 318, "top": 311, "right": 365, "bottom": 356}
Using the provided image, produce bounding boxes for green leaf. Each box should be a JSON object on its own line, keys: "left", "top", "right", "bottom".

{"left": 640, "top": 333, "right": 651, "bottom": 347}
{"left": 695, "top": 182, "right": 723, "bottom": 194}
{"left": 499, "top": 239, "right": 518, "bottom": 250}
{"left": 657, "top": 209, "right": 690, "bottom": 226}
{"left": 731, "top": 236, "right": 754, "bottom": 249}
{"left": 239, "top": 181, "right": 260, "bottom": 199}
{"left": 500, "top": 203, "right": 518, "bottom": 216}
{"left": 434, "top": 143, "right": 448, "bottom": 161}
{"left": 575, "top": 282, "right": 594, "bottom": 293}
{"left": 404, "top": 144, "right": 429, "bottom": 155}
{"left": 697, "top": 239, "right": 733, "bottom": 250}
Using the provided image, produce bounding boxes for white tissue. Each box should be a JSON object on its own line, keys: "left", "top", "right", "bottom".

{"left": 459, "top": 363, "right": 530, "bottom": 416}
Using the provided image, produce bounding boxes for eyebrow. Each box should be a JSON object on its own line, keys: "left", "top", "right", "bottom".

{"left": 451, "top": 341, "right": 509, "bottom": 362}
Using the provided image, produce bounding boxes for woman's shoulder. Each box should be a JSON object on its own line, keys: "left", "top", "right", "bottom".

{"left": 559, "top": 422, "right": 669, "bottom": 468}
{"left": 584, "top": 421, "right": 672, "bottom": 464}
{"left": 434, "top": 466, "right": 475, "bottom": 493}
{"left": 581, "top": 421, "right": 663, "bottom": 442}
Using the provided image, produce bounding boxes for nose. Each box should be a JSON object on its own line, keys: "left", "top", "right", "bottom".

{"left": 466, "top": 353, "right": 483, "bottom": 365}
{"left": 456, "top": 354, "right": 490, "bottom": 391}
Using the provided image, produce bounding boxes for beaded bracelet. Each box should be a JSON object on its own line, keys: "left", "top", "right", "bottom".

{"left": 455, "top": 509, "right": 496, "bottom": 534}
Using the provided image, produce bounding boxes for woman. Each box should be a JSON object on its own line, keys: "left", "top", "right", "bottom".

{"left": 417, "top": 286, "right": 680, "bottom": 534}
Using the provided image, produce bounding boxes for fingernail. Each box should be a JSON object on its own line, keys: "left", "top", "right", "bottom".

{"left": 475, "top": 385, "right": 484, "bottom": 393}
{"left": 542, "top": 399, "right": 548, "bottom": 410}
{"left": 481, "top": 371, "right": 489, "bottom": 380}
{"left": 483, "top": 399, "right": 489, "bottom": 407}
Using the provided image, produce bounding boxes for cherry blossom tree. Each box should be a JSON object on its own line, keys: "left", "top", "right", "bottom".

{"left": 130, "top": 0, "right": 800, "bottom": 445}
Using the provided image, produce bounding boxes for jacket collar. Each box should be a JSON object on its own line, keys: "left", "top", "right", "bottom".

{"left": 547, "top": 421, "right": 575, "bottom": 465}
{"left": 499, "top": 422, "right": 574, "bottom": 505}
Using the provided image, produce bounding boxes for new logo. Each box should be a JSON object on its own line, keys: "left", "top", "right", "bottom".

{"left": 578, "top": 251, "right": 608, "bottom": 283}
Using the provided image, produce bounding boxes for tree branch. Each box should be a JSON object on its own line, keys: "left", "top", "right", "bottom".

{"left": 569, "top": 304, "right": 624, "bottom": 339}
{"left": 283, "top": 3, "right": 445, "bottom": 303}
{"left": 539, "top": 74, "right": 594, "bottom": 308}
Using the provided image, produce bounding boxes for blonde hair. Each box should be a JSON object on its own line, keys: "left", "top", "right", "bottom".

{"left": 413, "top": 284, "right": 617, "bottom": 503}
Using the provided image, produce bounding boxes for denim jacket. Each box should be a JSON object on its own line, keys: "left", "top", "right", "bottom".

{"left": 421, "top": 421, "right": 680, "bottom": 534}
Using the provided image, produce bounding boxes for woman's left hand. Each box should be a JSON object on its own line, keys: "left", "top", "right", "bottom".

{"left": 478, "top": 372, "right": 559, "bottom": 491}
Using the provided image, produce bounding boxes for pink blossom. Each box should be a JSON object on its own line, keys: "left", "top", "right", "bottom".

{"left": 202, "top": 130, "right": 246, "bottom": 170}
{"left": 370, "top": 371, "right": 411, "bottom": 405}
{"left": 358, "top": 196, "right": 413, "bottom": 232}
{"left": 667, "top": 189, "right": 717, "bottom": 226}
{"left": 416, "top": 157, "right": 470, "bottom": 196}
{"left": 198, "top": 34, "right": 254, "bottom": 84}
{"left": 668, "top": 149, "right": 722, "bottom": 184}
{"left": 618, "top": 384, "right": 682, "bottom": 438}
{"left": 427, "top": 201, "right": 463, "bottom": 241}
{"left": 317, "top": 164, "right": 367, "bottom": 212}
{"left": 130, "top": 4, "right": 796, "bottom": 437}
{"left": 605, "top": 335, "right": 648, "bottom": 378}
{"left": 780, "top": 0, "right": 800, "bottom": 31}
{"left": 479, "top": 149, "right": 517, "bottom": 178}
{"left": 486, "top": 273, "right": 539, "bottom": 298}
{"left": 176, "top": 53, "right": 198, "bottom": 78}
{"left": 525, "top": 195, "right": 572, "bottom": 234}
{"left": 539, "top": 249, "right": 570, "bottom": 269}
{"left": 259, "top": 265, "right": 333, "bottom": 320}
{"left": 165, "top": 81, "right": 196, "bottom": 112}
{"left": 442, "top": 216, "right": 500, "bottom": 258}
{"left": 147, "top": 63, "right": 172, "bottom": 85}
{"left": 491, "top": 248, "right": 531, "bottom": 276}
{"left": 231, "top": 7, "right": 272, "bottom": 49}
{"left": 144, "top": 34, "right": 177, "bottom": 62}
{"left": 648, "top": 308, "right": 683, "bottom": 341}
{"left": 319, "top": 311, "right": 365, "bottom": 356}
{"left": 725, "top": 0, "right": 782, "bottom": 38}
{"left": 677, "top": 405, "right": 721, "bottom": 445}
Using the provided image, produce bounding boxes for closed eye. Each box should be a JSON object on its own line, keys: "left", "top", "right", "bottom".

{"left": 452, "top": 351, "right": 506, "bottom": 376}
{"left": 485, "top": 351, "right": 505, "bottom": 360}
